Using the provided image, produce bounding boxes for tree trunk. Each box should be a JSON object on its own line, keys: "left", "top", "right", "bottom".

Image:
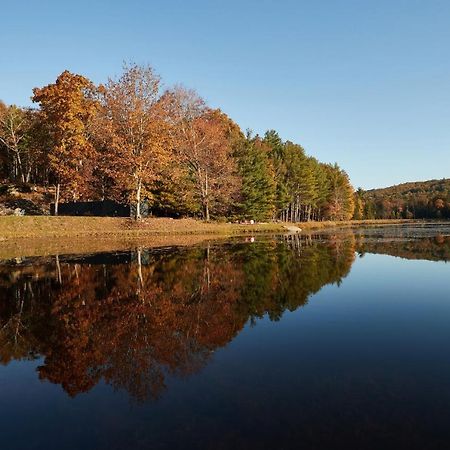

{"left": 135, "top": 178, "right": 142, "bottom": 220}
{"left": 204, "top": 171, "right": 210, "bottom": 221}
{"left": 15, "top": 151, "right": 25, "bottom": 184}
{"left": 26, "top": 165, "right": 32, "bottom": 184}
{"left": 205, "top": 202, "right": 210, "bottom": 222}
{"left": 54, "top": 183, "right": 60, "bottom": 216}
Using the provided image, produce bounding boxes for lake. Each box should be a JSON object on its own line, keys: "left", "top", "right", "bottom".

{"left": 0, "top": 224, "right": 449, "bottom": 450}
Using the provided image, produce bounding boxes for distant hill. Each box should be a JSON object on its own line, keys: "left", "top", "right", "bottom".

{"left": 355, "top": 179, "right": 450, "bottom": 219}
{"left": 365, "top": 178, "right": 450, "bottom": 199}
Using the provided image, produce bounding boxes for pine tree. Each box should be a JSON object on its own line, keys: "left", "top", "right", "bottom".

{"left": 237, "top": 134, "right": 276, "bottom": 220}
{"left": 263, "top": 130, "right": 289, "bottom": 219}
{"left": 283, "top": 142, "right": 317, "bottom": 221}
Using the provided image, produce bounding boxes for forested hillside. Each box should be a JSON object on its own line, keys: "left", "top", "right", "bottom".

{"left": 0, "top": 64, "right": 354, "bottom": 221}
{"left": 354, "top": 179, "right": 450, "bottom": 219}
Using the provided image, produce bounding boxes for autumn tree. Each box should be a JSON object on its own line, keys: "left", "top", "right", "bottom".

{"left": 353, "top": 188, "right": 365, "bottom": 220}
{"left": 0, "top": 103, "right": 27, "bottom": 182}
{"left": 32, "top": 71, "right": 99, "bottom": 214}
{"left": 25, "top": 109, "right": 54, "bottom": 185}
{"left": 95, "top": 63, "right": 173, "bottom": 219}
{"left": 323, "top": 164, "right": 355, "bottom": 220}
{"left": 0, "top": 103, "right": 39, "bottom": 183}
{"left": 165, "top": 87, "right": 241, "bottom": 220}
{"left": 0, "top": 103, "right": 51, "bottom": 186}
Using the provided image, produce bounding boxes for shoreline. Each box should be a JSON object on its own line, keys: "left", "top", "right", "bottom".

{"left": 0, "top": 216, "right": 440, "bottom": 260}
{"left": 0, "top": 216, "right": 428, "bottom": 240}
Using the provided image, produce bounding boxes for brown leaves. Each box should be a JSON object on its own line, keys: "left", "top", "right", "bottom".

{"left": 32, "top": 70, "right": 99, "bottom": 200}
{"left": 93, "top": 64, "right": 174, "bottom": 215}
{"left": 26, "top": 66, "right": 245, "bottom": 218}
{"left": 165, "top": 87, "right": 242, "bottom": 219}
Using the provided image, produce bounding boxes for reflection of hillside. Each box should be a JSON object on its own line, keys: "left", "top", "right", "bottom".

{"left": 356, "top": 235, "right": 450, "bottom": 262}
{"left": 0, "top": 236, "right": 355, "bottom": 401}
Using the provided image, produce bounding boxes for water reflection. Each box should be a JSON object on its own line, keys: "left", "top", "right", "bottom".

{"left": 0, "top": 234, "right": 358, "bottom": 400}
{"left": 0, "top": 229, "right": 448, "bottom": 403}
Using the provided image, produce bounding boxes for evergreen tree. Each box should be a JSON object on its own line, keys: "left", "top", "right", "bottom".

{"left": 283, "top": 142, "right": 317, "bottom": 221}
{"left": 237, "top": 134, "right": 276, "bottom": 220}
{"left": 264, "top": 130, "right": 290, "bottom": 218}
{"left": 310, "top": 159, "right": 330, "bottom": 221}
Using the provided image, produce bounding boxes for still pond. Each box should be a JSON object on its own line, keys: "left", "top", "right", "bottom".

{"left": 0, "top": 224, "right": 449, "bottom": 449}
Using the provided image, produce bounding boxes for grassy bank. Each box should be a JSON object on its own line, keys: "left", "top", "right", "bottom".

{"left": 0, "top": 216, "right": 285, "bottom": 240}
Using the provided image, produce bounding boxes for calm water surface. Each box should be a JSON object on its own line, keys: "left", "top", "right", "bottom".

{"left": 0, "top": 224, "right": 449, "bottom": 450}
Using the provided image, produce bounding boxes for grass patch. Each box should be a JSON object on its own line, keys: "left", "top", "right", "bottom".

{"left": 0, "top": 216, "right": 285, "bottom": 240}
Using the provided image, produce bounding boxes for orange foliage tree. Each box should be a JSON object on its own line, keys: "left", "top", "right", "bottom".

{"left": 164, "top": 87, "right": 242, "bottom": 220}
{"left": 95, "top": 63, "right": 173, "bottom": 219}
{"left": 32, "top": 71, "right": 99, "bottom": 214}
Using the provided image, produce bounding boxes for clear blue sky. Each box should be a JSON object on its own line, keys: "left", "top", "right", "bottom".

{"left": 1, "top": 0, "right": 449, "bottom": 189}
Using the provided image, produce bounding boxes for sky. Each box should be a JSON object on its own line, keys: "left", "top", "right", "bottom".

{"left": 1, "top": 0, "right": 449, "bottom": 189}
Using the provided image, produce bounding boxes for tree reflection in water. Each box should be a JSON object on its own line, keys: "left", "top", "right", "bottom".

{"left": 0, "top": 231, "right": 447, "bottom": 402}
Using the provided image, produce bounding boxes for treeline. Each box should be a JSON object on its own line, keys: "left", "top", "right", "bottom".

{"left": 353, "top": 179, "right": 450, "bottom": 220}
{"left": 0, "top": 64, "right": 354, "bottom": 221}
